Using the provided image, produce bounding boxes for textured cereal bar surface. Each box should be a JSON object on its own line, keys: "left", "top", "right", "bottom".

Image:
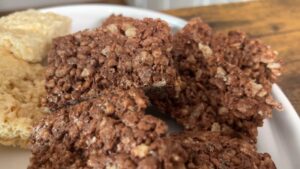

{"left": 151, "top": 17, "right": 282, "bottom": 140}
{"left": 0, "top": 9, "right": 71, "bottom": 62}
{"left": 45, "top": 16, "right": 178, "bottom": 111}
{"left": 169, "top": 131, "right": 277, "bottom": 169}
{"left": 93, "top": 131, "right": 277, "bottom": 169}
{"left": 0, "top": 49, "right": 45, "bottom": 148}
{"left": 29, "top": 89, "right": 167, "bottom": 169}
{"left": 87, "top": 137, "right": 188, "bottom": 169}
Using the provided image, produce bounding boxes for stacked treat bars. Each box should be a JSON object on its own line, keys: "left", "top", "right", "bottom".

{"left": 29, "top": 15, "right": 280, "bottom": 168}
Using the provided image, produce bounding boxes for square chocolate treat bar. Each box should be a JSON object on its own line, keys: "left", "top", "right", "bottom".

{"left": 29, "top": 88, "right": 167, "bottom": 169}
{"left": 169, "top": 131, "right": 276, "bottom": 169}
{"left": 151, "top": 18, "right": 282, "bottom": 141}
{"left": 44, "top": 16, "right": 179, "bottom": 111}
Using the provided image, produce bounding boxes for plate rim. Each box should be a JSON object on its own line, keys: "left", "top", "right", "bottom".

{"left": 40, "top": 3, "right": 187, "bottom": 28}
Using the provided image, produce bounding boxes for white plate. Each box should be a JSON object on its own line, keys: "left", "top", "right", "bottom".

{"left": 0, "top": 4, "right": 299, "bottom": 169}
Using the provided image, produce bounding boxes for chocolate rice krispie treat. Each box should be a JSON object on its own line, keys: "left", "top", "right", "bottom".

{"left": 86, "top": 137, "right": 188, "bottom": 169}
{"left": 152, "top": 18, "right": 282, "bottom": 140}
{"left": 30, "top": 92, "right": 277, "bottom": 169}
{"left": 44, "top": 16, "right": 179, "bottom": 111}
{"left": 90, "top": 130, "right": 277, "bottom": 169}
{"left": 29, "top": 88, "right": 168, "bottom": 169}
{"left": 170, "top": 131, "right": 276, "bottom": 169}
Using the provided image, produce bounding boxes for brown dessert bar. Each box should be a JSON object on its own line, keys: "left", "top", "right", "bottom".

{"left": 28, "top": 88, "right": 167, "bottom": 169}
{"left": 44, "top": 16, "right": 179, "bottom": 111}
{"left": 151, "top": 17, "right": 282, "bottom": 141}
{"left": 170, "top": 131, "right": 277, "bottom": 169}
{"left": 86, "top": 137, "right": 188, "bottom": 169}
{"left": 95, "top": 131, "right": 277, "bottom": 169}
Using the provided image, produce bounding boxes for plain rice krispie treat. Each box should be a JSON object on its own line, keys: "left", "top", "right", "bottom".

{"left": 29, "top": 89, "right": 168, "bottom": 169}
{"left": 0, "top": 9, "right": 71, "bottom": 62}
{"left": 0, "top": 28, "right": 49, "bottom": 63}
{"left": 0, "top": 50, "right": 45, "bottom": 148}
{"left": 44, "top": 16, "right": 179, "bottom": 111}
{"left": 151, "top": 18, "right": 282, "bottom": 141}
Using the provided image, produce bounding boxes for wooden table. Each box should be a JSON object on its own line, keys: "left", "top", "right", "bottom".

{"left": 163, "top": 0, "right": 300, "bottom": 115}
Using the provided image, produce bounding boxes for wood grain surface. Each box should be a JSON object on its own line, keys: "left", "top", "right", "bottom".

{"left": 164, "top": 0, "right": 300, "bottom": 115}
